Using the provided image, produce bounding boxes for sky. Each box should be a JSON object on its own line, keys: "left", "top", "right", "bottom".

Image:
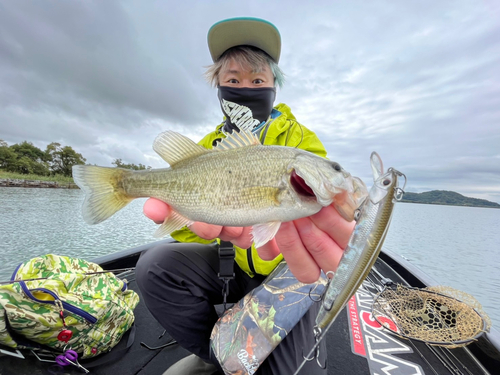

{"left": 1, "top": 0, "right": 499, "bottom": 203}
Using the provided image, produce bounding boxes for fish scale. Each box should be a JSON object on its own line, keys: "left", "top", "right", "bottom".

{"left": 122, "top": 147, "right": 295, "bottom": 221}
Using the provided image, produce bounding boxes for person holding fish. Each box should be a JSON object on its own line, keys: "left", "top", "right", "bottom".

{"left": 74, "top": 17, "right": 366, "bottom": 375}
{"left": 138, "top": 18, "right": 364, "bottom": 375}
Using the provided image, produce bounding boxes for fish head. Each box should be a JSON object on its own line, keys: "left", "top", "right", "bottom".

{"left": 291, "top": 155, "right": 368, "bottom": 221}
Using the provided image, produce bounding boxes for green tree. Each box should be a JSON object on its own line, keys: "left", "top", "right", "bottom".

{"left": 7, "top": 156, "right": 50, "bottom": 176}
{"left": 10, "top": 141, "right": 48, "bottom": 163}
{"left": 46, "top": 142, "right": 86, "bottom": 177}
{"left": 0, "top": 140, "right": 18, "bottom": 169}
{"left": 3, "top": 141, "right": 50, "bottom": 175}
{"left": 112, "top": 158, "right": 151, "bottom": 170}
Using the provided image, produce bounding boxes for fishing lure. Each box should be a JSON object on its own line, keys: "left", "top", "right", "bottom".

{"left": 294, "top": 152, "right": 406, "bottom": 374}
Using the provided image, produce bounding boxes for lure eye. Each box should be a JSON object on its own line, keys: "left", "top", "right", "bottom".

{"left": 332, "top": 163, "right": 342, "bottom": 172}
{"left": 383, "top": 179, "right": 391, "bottom": 186}
{"left": 354, "top": 209, "right": 361, "bottom": 221}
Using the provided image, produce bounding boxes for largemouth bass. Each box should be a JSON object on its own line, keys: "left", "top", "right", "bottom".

{"left": 72, "top": 130, "right": 367, "bottom": 247}
{"left": 294, "top": 152, "right": 406, "bottom": 374}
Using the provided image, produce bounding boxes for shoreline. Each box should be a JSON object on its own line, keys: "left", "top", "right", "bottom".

{"left": 400, "top": 200, "right": 499, "bottom": 209}
{"left": 0, "top": 178, "right": 79, "bottom": 189}
{"left": 2, "top": 179, "right": 498, "bottom": 208}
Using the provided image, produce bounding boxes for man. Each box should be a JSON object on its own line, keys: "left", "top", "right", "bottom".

{"left": 136, "top": 17, "right": 355, "bottom": 374}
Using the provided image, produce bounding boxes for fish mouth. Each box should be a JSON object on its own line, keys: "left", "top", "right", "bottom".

{"left": 290, "top": 170, "right": 315, "bottom": 197}
{"left": 333, "top": 176, "right": 368, "bottom": 221}
{"left": 291, "top": 166, "right": 368, "bottom": 222}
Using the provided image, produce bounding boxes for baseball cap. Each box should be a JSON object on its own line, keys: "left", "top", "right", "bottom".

{"left": 207, "top": 17, "right": 281, "bottom": 63}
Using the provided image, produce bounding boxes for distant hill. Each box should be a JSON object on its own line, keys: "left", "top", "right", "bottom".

{"left": 401, "top": 190, "right": 500, "bottom": 208}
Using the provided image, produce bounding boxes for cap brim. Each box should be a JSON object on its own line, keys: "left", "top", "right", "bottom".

{"left": 208, "top": 17, "right": 281, "bottom": 63}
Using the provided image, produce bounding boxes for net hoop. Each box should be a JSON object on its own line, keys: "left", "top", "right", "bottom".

{"left": 371, "top": 283, "right": 491, "bottom": 348}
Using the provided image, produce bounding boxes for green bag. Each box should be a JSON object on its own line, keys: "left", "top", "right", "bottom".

{"left": 0, "top": 254, "right": 139, "bottom": 358}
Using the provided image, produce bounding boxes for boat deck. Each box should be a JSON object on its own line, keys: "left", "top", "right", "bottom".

{"left": 1, "top": 244, "right": 499, "bottom": 375}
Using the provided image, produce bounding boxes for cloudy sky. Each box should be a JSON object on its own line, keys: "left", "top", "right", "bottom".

{"left": 1, "top": 0, "right": 499, "bottom": 202}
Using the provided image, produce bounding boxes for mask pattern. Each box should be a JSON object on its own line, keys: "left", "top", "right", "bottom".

{"left": 218, "top": 86, "right": 276, "bottom": 134}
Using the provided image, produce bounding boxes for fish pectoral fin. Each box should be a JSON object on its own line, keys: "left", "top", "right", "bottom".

{"left": 252, "top": 222, "right": 282, "bottom": 248}
{"left": 153, "top": 131, "right": 209, "bottom": 167}
{"left": 154, "top": 210, "right": 194, "bottom": 238}
{"left": 213, "top": 129, "right": 261, "bottom": 151}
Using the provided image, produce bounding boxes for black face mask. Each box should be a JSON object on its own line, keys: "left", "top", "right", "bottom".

{"left": 217, "top": 86, "right": 276, "bottom": 134}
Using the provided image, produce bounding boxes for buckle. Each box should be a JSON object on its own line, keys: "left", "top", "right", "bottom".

{"left": 218, "top": 241, "right": 235, "bottom": 279}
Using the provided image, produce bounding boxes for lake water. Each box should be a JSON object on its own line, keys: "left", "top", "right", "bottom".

{"left": 1, "top": 187, "right": 499, "bottom": 329}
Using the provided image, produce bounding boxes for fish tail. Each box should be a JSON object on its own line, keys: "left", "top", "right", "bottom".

{"left": 72, "top": 165, "right": 134, "bottom": 224}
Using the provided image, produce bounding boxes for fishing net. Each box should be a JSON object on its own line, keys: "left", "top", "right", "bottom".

{"left": 371, "top": 284, "right": 491, "bottom": 348}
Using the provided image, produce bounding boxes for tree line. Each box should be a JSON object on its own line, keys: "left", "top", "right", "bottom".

{"left": 0, "top": 139, "right": 150, "bottom": 177}
{"left": 401, "top": 190, "right": 500, "bottom": 208}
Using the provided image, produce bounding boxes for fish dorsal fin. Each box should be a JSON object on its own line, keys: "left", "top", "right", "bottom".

{"left": 214, "top": 129, "right": 261, "bottom": 151}
{"left": 153, "top": 131, "right": 209, "bottom": 167}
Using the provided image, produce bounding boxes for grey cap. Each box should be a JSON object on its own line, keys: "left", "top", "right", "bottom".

{"left": 207, "top": 17, "right": 281, "bottom": 63}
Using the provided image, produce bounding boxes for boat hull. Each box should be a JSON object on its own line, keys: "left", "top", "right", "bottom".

{"left": 1, "top": 240, "right": 499, "bottom": 375}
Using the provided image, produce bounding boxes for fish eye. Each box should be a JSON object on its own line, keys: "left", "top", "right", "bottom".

{"left": 383, "top": 179, "right": 391, "bottom": 186}
{"left": 332, "top": 163, "right": 342, "bottom": 172}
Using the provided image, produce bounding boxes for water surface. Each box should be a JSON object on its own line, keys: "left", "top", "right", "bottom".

{"left": 1, "top": 187, "right": 499, "bottom": 328}
{"left": 0, "top": 187, "right": 156, "bottom": 276}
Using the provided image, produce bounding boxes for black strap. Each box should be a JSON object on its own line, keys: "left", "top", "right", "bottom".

{"left": 218, "top": 241, "right": 235, "bottom": 310}
{"left": 218, "top": 241, "right": 235, "bottom": 279}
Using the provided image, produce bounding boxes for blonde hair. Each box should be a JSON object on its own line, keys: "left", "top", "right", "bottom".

{"left": 204, "top": 46, "right": 285, "bottom": 88}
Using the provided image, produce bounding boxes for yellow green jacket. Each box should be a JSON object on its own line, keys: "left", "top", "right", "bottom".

{"left": 171, "top": 103, "right": 327, "bottom": 277}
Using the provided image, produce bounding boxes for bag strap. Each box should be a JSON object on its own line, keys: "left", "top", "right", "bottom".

{"left": 218, "top": 241, "right": 235, "bottom": 310}
{"left": 218, "top": 241, "right": 235, "bottom": 280}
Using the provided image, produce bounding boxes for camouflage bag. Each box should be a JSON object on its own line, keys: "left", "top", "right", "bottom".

{"left": 0, "top": 254, "right": 139, "bottom": 358}
{"left": 211, "top": 261, "right": 327, "bottom": 374}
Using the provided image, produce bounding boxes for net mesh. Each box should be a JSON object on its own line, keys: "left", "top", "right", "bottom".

{"left": 372, "top": 284, "right": 491, "bottom": 348}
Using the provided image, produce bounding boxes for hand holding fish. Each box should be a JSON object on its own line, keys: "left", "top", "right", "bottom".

{"left": 257, "top": 203, "right": 355, "bottom": 284}
{"left": 143, "top": 198, "right": 254, "bottom": 250}
{"left": 143, "top": 198, "right": 354, "bottom": 283}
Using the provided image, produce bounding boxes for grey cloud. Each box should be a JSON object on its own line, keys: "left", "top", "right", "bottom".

{"left": 0, "top": 1, "right": 213, "bottom": 128}
{"left": 0, "top": 0, "right": 499, "bottom": 203}
{"left": 274, "top": 1, "right": 500, "bottom": 202}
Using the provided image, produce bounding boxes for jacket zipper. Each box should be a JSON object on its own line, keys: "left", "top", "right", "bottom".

{"left": 19, "top": 282, "right": 98, "bottom": 324}
{"left": 247, "top": 248, "right": 257, "bottom": 275}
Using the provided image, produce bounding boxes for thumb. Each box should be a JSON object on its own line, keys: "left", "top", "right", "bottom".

{"left": 143, "top": 198, "right": 171, "bottom": 224}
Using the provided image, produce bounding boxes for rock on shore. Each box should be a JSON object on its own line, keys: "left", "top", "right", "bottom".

{"left": 0, "top": 178, "right": 79, "bottom": 189}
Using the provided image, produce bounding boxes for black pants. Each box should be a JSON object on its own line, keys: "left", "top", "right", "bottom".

{"left": 135, "top": 241, "right": 326, "bottom": 375}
